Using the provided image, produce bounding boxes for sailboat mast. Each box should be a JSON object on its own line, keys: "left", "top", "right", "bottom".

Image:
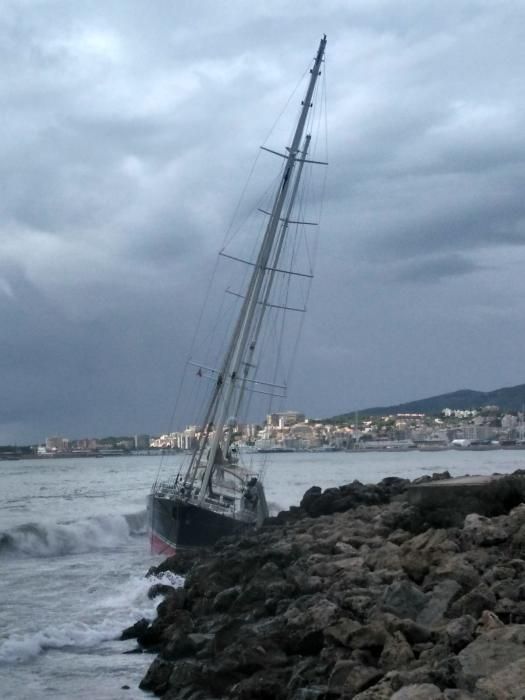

{"left": 195, "top": 35, "right": 327, "bottom": 502}
{"left": 233, "top": 133, "right": 313, "bottom": 421}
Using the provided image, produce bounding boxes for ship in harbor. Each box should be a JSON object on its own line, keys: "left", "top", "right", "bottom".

{"left": 148, "top": 36, "right": 328, "bottom": 555}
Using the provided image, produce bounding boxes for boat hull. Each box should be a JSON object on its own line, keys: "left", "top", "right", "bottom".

{"left": 148, "top": 493, "right": 253, "bottom": 554}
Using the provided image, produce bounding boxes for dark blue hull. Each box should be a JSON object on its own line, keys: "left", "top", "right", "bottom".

{"left": 148, "top": 493, "right": 251, "bottom": 554}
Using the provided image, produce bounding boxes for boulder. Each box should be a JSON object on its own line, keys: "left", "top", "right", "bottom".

{"left": 379, "top": 631, "right": 414, "bottom": 670}
{"left": 417, "top": 579, "right": 462, "bottom": 627}
{"left": 134, "top": 472, "right": 525, "bottom": 699}
{"left": 448, "top": 583, "right": 497, "bottom": 619}
{"left": 120, "top": 617, "right": 150, "bottom": 641}
{"left": 463, "top": 513, "right": 508, "bottom": 546}
{"left": 475, "top": 656, "right": 525, "bottom": 699}
{"left": 328, "top": 659, "right": 383, "bottom": 696}
{"left": 457, "top": 625, "right": 525, "bottom": 688}
{"left": 390, "top": 683, "right": 444, "bottom": 699}
{"left": 446, "top": 615, "right": 477, "bottom": 652}
{"left": 138, "top": 657, "right": 173, "bottom": 694}
{"left": 382, "top": 580, "right": 428, "bottom": 620}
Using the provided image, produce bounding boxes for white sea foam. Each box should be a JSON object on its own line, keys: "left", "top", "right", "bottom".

{"left": 0, "top": 569, "right": 183, "bottom": 664}
{"left": 0, "top": 510, "right": 147, "bottom": 557}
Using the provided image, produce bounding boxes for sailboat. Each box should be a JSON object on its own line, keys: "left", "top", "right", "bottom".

{"left": 148, "top": 35, "right": 327, "bottom": 555}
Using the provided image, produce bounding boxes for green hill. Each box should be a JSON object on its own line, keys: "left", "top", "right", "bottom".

{"left": 330, "top": 383, "right": 525, "bottom": 421}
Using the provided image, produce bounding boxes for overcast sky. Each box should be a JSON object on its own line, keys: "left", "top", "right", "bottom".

{"left": 1, "top": 1, "right": 524, "bottom": 442}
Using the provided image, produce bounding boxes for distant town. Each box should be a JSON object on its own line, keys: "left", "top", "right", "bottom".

{"left": 2, "top": 403, "right": 525, "bottom": 459}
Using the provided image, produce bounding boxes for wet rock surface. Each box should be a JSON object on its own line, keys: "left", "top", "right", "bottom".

{"left": 129, "top": 471, "right": 525, "bottom": 699}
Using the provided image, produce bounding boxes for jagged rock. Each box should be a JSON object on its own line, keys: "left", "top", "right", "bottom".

{"left": 133, "top": 472, "right": 525, "bottom": 700}
{"left": 382, "top": 580, "right": 428, "bottom": 620}
{"left": 379, "top": 631, "right": 414, "bottom": 670}
{"left": 457, "top": 625, "right": 525, "bottom": 688}
{"left": 511, "top": 523, "right": 525, "bottom": 555}
{"left": 288, "top": 687, "right": 328, "bottom": 700}
{"left": 231, "top": 668, "right": 291, "bottom": 700}
{"left": 390, "top": 683, "right": 444, "bottom": 699}
{"left": 365, "top": 541, "right": 402, "bottom": 571}
{"left": 328, "top": 659, "right": 383, "bottom": 695}
{"left": 426, "top": 553, "right": 480, "bottom": 592}
{"left": 446, "top": 615, "right": 477, "bottom": 652}
{"left": 417, "top": 579, "right": 462, "bottom": 626}
{"left": 120, "top": 617, "right": 150, "bottom": 640}
{"left": 156, "top": 588, "right": 186, "bottom": 617}
{"left": 324, "top": 618, "right": 361, "bottom": 646}
{"left": 463, "top": 513, "right": 508, "bottom": 546}
{"left": 476, "top": 609, "right": 505, "bottom": 631}
{"left": 139, "top": 657, "right": 173, "bottom": 694}
{"left": 383, "top": 615, "right": 434, "bottom": 644}
{"left": 212, "top": 585, "right": 241, "bottom": 612}
{"left": 448, "top": 583, "right": 497, "bottom": 619}
{"left": 353, "top": 678, "right": 397, "bottom": 699}
{"left": 333, "top": 540, "right": 359, "bottom": 556}
{"left": 475, "top": 656, "right": 525, "bottom": 699}
{"left": 146, "top": 550, "right": 199, "bottom": 577}
{"left": 348, "top": 622, "right": 388, "bottom": 652}
{"left": 401, "top": 551, "right": 430, "bottom": 583}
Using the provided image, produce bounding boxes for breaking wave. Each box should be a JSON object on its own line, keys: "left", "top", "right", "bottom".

{"left": 0, "top": 570, "right": 183, "bottom": 664}
{"left": 0, "top": 510, "right": 147, "bottom": 557}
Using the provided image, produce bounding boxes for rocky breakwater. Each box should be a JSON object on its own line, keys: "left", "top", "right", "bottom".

{"left": 124, "top": 471, "right": 525, "bottom": 699}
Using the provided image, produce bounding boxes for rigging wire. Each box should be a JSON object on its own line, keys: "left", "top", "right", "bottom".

{"left": 154, "top": 44, "right": 328, "bottom": 487}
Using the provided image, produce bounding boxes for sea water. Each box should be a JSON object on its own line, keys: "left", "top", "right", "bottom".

{"left": 1, "top": 450, "right": 525, "bottom": 699}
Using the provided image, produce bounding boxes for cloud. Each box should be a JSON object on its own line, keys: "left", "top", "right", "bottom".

{"left": 1, "top": 0, "right": 525, "bottom": 440}
{"left": 392, "top": 255, "right": 482, "bottom": 283}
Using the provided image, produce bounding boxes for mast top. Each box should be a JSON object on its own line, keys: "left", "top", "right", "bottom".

{"left": 316, "top": 35, "right": 327, "bottom": 65}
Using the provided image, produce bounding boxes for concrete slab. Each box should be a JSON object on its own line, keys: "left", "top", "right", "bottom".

{"left": 407, "top": 473, "right": 525, "bottom": 528}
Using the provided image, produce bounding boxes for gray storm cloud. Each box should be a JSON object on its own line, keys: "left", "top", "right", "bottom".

{"left": 1, "top": 0, "right": 524, "bottom": 441}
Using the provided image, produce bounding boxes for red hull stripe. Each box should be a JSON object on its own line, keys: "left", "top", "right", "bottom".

{"left": 150, "top": 530, "right": 177, "bottom": 556}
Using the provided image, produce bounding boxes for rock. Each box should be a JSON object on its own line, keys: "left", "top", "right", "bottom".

{"left": 120, "top": 617, "right": 150, "bottom": 640}
{"left": 212, "top": 585, "right": 241, "bottom": 612}
{"left": 328, "top": 660, "right": 383, "bottom": 695}
{"left": 148, "top": 582, "right": 177, "bottom": 599}
{"left": 475, "top": 656, "right": 525, "bottom": 699}
{"left": 348, "top": 622, "right": 388, "bottom": 652}
{"left": 133, "top": 472, "right": 525, "bottom": 700}
{"left": 231, "top": 668, "right": 291, "bottom": 700}
{"left": 448, "top": 583, "right": 497, "bottom": 619}
{"left": 333, "top": 541, "right": 359, "bottom": 556}
{"left": 324, "top": 618, "right": 361, "bottom": 646}
{"left": 146, "top": 550, "right": 198, "bottom": 577}
{"left": 379, "top": 631, "right": 414, "bottom": 670}
{"left": 446, "top": 615, "right": 477, "bottom": 652}
{"left": 511, "top": 523, "right": 525, "bottom": 555}
{"left": 476, "top": 609, "right": 505, "bottom": 631}
{"left": 463, "top": 513, "right": 508, "bottom": 546}
{"left": 390, "top": 683, "right": 444, "bottom": 699}
{"left": 417, "top": 579, "right": 462, "bottom": 627}
{"left": 382, "top": 580, "right": 428, "bottom": 620}
{"left": 429, "top": 554, "right": 480, "bottom": 590}
{"left": 139, "top": 657, "right": 173, "bottom": 694}
{"left": 365, "top": 542, "right": 402, "bottom": 571}
{"left": 353, "top": 678, "right": 398, "bottom": 700}
{"left": 289, "top": 687, "right": 327, "bottom": 700}
{"left": 457, "top": 625, "right": 525, "bottom": 688}
{"left": 165, "top": 659, "right": 204, "bottom": 696}
{"left": 401, "top": 551, "right": 429, "bottom": 583}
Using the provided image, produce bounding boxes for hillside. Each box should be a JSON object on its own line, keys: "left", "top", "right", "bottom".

{"left": 329, "top": 382, "right": 525, "bottom": 421}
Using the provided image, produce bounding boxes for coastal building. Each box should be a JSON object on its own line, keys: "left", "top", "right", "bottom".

{"left": 134, "top": 434, "right": 150, "bottom": 450}
{"left": 45, "top": 436, "right": 70, "bottom": 452}
{"left": 461, "top": 424, "right": 498, "bottom": 442}
{"left": 266, "top": 411, "right": 305, "bottom": 429}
